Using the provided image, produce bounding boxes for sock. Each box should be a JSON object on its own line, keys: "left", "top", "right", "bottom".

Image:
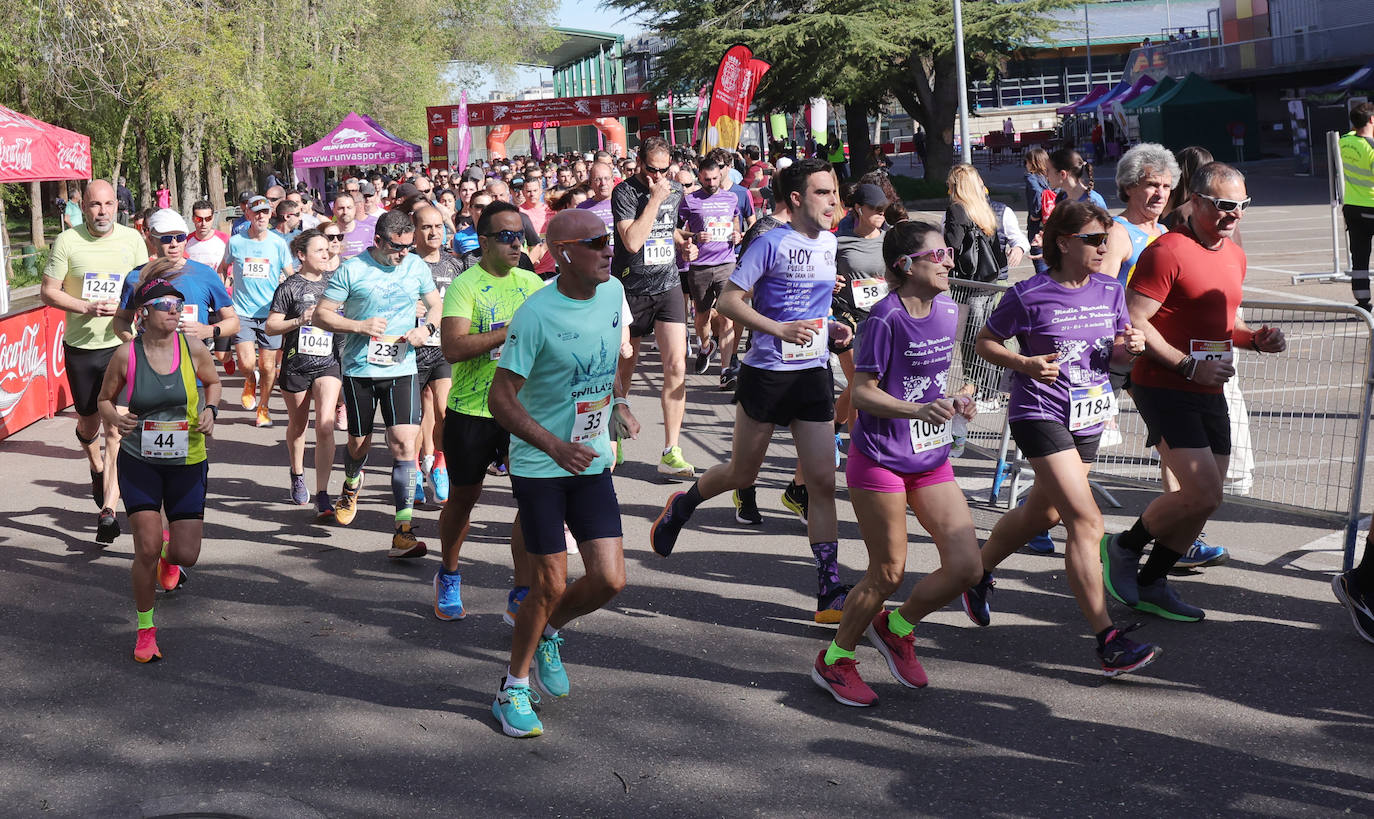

{"left": 1117, "top": 517, "right": 1153, "bottom": 554}
{"left": 504, "top": 672, "right": 529, "bottom": 689}
{"left": 1096, "top": 625, "right": 1117, "bottom": 647}
{"left": 344, "top": 451, "right": 367, "bottom": 487}
{"left": 137, "top": 608, "right": 154, "bottom": 630}
{"left": 662, "top": 446, "right": 674, "bottom": 456}
{"left": 392, "top": 459, "right": 416, "bottom": 519}
{"left": 811, "top": 541, "right": 842, "bottom": 599}
{"left": 887, "top": 609, "right": 916, "bottom": 638}
{"left": 824, "top": 640, "right": 856, "bottom": 666}
{"left": 433, "top": 451, "right": 446, "bottom": 470}
{"left": 291, "top": 471, "right": 303, "bottom": 478}
{"left": 678, "top": 483, "right": 705, "bottom": 516}
{"left": 1137, "top": 544, "right": 1183, "bottom": 586}
{"left": 422, "top": 454, "right": 435, "bottom": 474}
{"left": 512, "top": 585, "right": 530, "bottom": 597}
{"left": 543, "top": 624, "right": 559, "bottom": 638}
{"left": 440, "top": 567, "right": 460, "bottom": 577}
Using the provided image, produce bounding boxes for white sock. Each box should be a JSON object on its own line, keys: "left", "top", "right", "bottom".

{"left": 543, "top": 625, "right": 559, "bottom": 639}
{"left": 422, "top": 454, "right": 435, "bottom": 474}
{"left": 505, "top": 671, "right": 530, "bottom": 689}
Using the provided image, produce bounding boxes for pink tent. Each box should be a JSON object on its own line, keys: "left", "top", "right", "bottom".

{"left": 1056, "top": 85, "right": 1109, "bottom": 116}
{"left": 291, "top": 112, "right": 421, "bottom": 199}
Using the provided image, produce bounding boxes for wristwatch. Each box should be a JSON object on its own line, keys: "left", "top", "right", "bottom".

{"left": 426, "top": 322, "right": 438, "bottom": 337}
{"left": 203, "top": 405, "right": 219, "bottom": 417}
{"left": 212, "top": 324, "right": 221, "bottom": 339}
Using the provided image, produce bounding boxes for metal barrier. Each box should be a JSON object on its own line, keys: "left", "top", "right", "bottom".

{"left": 945, "top": 279, "right": 1374, "bottom": 570}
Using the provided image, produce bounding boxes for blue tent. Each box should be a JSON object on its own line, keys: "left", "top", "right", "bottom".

{"left": 1309, "top": 62, "right": 1374, "bottom": 94}
{"left": 1077, "top": 79, "right": 1134, "bottom": 113}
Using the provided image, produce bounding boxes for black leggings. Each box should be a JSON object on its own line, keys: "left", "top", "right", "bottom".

{"left": 1344, "top": 204, "right": 1374, "bottom": 303}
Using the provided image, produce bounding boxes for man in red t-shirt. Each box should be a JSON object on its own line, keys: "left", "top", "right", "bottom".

{"left": 1103, "top": 162, "right": 1286, "bottom": 621}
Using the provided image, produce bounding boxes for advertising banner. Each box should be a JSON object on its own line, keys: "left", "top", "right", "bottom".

{"left": 0, "top": 306, "right": 74, "bottom": 440}
{"left": 701, "top": 46, "right": 771, "bottom": 154}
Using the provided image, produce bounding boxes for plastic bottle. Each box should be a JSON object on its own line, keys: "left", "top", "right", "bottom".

{"left": 950, "top": 403, "right": 968, "bottom": 458}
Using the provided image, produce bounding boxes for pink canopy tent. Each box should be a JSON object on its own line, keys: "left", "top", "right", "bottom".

{"left": 291, "top": 112, "right": 421, "bottom": 201}
{"left": 1056, "top": 84, "right": 1109, "bottom": 116}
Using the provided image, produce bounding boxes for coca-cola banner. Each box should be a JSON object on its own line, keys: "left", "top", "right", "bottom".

{"left": 0, "top": 306, "right": 75, "bottom": 440}
{"left": 0, "top": 105, "right": 92, "bottom": 183}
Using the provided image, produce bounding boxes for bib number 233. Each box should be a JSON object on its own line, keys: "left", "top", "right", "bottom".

{"left": 367, "top": 335, "right": 404, "bottom": 366}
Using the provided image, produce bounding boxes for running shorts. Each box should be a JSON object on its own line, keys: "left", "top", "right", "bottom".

{"left": 63, "top": 344, "right": 117, "bottom": 417}
{"left": 341, "top": 374, "right": 420, "bottom": 437}
{"left": 117, "top": 451, "right": 209, "bottom": 520}
{"left": 509, "top": 469, "right": 622, "bottom": 555}
{"left": 1130, "top": 383, "right": 1231, "bottom": 455}
{"left": 1009, "top": 419, "right": 1101, "bottom": 463}
{"left": 735, "top": 363, "right": 835, "bottom": 426}
{"left": 443, "top": 411, "right": 510, "bottom": 486}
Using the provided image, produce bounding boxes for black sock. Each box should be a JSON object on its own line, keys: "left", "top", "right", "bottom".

{"left": 1137, "top": 545, "right": 1183, "bottom": 586}
{"left": 1117, "top": 517, "right": 1153, "bottom": 554}
{"left": 1355, "top": 539, "right": 1374, "bottom": 587}
{"left": 678, "top": 483, "right": 705, "bottom": 516}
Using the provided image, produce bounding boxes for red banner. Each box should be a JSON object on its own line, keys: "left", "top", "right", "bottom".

{"left": 428, "top": 93, "right": 657, "bottom": 131}
{"left": 0, "top": 306, "right": 74, "bottom": 440}
{"left": 701, "top": 46, "right": 770, "bottom": 154}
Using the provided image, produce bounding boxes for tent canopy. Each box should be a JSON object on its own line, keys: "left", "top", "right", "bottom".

{"left": 1308, "top": 61, "right": 1374, "bottom": 94}
{"left": 0, "top": 105, "right": 92, "bottom": 183}
{"left": 1056, "top": 84, "right": 1109, "bottom": 115}
{"left": 1112, "top": 74, "right": 1158, "bottom": 107}
{"left": 291, "top": 112, "right": 421, "bottom": 170}
{"left": 1078, "top": 79, "right": 1134, "bottom": 113}
{"left": 1121, "top": 75, "right": 1177, "bottom": 111}
{"left": 1137, "top": 73, "right": 1259, "bottom": 161}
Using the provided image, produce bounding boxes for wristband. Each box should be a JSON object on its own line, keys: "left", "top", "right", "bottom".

{"left": 613, "top": 397, "right": 629, "bottom": 407}
{"left": 212, "top": 324, "right": 221, "bottom": 339}
{"left": 203, "top": 405, "right": 219, "bottom": 417}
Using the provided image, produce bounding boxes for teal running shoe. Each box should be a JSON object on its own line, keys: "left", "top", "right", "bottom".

{"left": 492, "top": 682, "right": 543, "bottom": 738}
{"left": 532, "top": 634, "right": 570, "bottom": 698}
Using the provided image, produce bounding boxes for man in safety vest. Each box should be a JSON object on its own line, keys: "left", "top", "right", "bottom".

{"left": 1339, "top": 101, "right": 1374, "bottom": 310}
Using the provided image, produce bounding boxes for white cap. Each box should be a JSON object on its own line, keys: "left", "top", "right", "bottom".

{"left": 148, "top": 208, "right": 189, "bottom": 234}
{"left": 776, "top": 157, "right": 794, "bottom": 170}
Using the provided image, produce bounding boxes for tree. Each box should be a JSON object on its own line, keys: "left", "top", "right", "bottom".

{"left": 608, "top": 0, "right": 1079, "bottom": 182}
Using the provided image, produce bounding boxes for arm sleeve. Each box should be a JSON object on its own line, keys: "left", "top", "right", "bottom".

{"left": 496, "top": 300, "right": 543, "bottom": 379}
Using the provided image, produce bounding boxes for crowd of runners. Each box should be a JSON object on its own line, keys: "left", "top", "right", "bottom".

{"left": 36, "top": 126, "right": 1374, "bottom": 739}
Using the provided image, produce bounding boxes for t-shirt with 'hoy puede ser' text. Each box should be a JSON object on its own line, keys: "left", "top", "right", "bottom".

{"left": 730, "top": 224, "right": 838, "bottom": 372}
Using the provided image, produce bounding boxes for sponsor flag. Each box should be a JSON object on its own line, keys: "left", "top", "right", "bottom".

{"left": 701, "top": 46, "right": 770, "bottom": 154}
{"left": 456, "top": 91, "right": 471, "bottom": 171}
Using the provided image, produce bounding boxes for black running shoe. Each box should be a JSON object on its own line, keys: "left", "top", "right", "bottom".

{"left": 1097, "top": 622, "right": 1161, "bottom": 677}
{"left": 732, "top": 487, "right": 762, "bottom": 525}
{"left": 96, "top": 508, "right": 119, "bottom": 544}
{"left": 1332, "top": 570, "right": 1374, "bottom": 645}
{"left": 781, "top": 481, "right": 809, "bottom": 525}
{"left": 962, "top": 571, "right": 995, "bottom": 627}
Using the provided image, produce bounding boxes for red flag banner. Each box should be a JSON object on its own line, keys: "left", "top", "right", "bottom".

{"left": 701, "top": 45, "right": 770, "bottom": 154}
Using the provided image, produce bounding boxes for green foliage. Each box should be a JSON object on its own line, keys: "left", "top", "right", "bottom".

{"left": 889, "top": 173, "right": 947, "bottom": 202}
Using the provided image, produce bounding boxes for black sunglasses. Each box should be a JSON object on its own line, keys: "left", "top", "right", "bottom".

{"left": 481, "top": 229, "right": 524, "bottom": 245}
{"left": 1070, "top": 232, "right": 1111, "bottom": 247}
{"left": 156, "top": 233, "right": 189, "bottom": 244}
{"left": 322, "top": 233, "right": 343, "bottom": 240}
{"left": 383, "top": 239, "right": 415, "bottom": 252}
{"left": 644, "top": 163, "right": 670, "bottom": 175}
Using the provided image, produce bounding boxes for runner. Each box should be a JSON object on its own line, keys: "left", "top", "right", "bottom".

{"left": 576, "top": 161, "right": 616, "bottom": 248}
{"left": 333, "top": 192, "right": 370, "bottom": 259}
{"left": 679, "top": 157, "right": 742, "bottom": 388}
{"left": 312, "top": 210, "right": 443, "bottom": 557}
{"left": 488, "top": 208, "right": 639, "bottom": 738}
{"left": 411, "top": 205, "right": 463, "bottom": 508}
{"left": 611, "top": 137, "right": 695, "bottom": 478}
{"left": 225, "top": 194, "right": 294, "bottom": 427}
{"left": 1048, "top": 148, "right": 1107, "bottom": 210}
{"left": 1103, "top": 162, "right": 1285, "bottom": 621}
{"left": 264, "top": 228, "right": 342, "bottom": 516}
{"left": 961, "top": 199, "right": 1161, "bottom": 676}
{"left": 811, "top": 221, "right": 981, "bottom": 706}
{"left": 39, "top": 180, "right": 149, "bottom": 543}
{"left": 96, "top": 277, "right": 221, "bottom": 662}
{"left": 435, "top": 201, "right": 544, "bottom": 621}
{"left": 650, "top": 158, "right": 858, "bottom": 623}
{"left": 185, "top": 200, "right": 230, "bottom": 269}
{"left": 832, "top": 183, "right": 891, "bottom": 444}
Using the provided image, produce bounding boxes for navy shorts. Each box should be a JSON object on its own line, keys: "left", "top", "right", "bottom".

{"left": 509, "top": 469, "right": 622, "bottom": 555}
{"left": 117, "top": 451, "right": 209, "bottom": 521}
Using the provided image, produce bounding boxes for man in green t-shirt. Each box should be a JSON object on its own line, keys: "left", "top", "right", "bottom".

{"left": 433, "top": 202, "right": 544, "bottom": 622}
{"left": 40, "top": 179, "right": 150, "bottom": 544}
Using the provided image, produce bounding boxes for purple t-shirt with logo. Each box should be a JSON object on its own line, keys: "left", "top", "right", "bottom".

{"left": 731, "top": 224, "right": 837, "bottom": 372}
{"left": 578, "top": 196, "right": 615, "bottom": 242}
{"left": 983, "top": 272, "right": 1127, "bottom": 433}
{"left": 852, "top": 292, "right": 960, "bottom": 474}
{"left": 678, "top": 188, "right": 739, "bottom": 267}
{"left": 341, "top": 221, "right": 372, "bottom": 259}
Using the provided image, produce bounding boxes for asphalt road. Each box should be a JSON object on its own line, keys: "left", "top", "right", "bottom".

{"left": 2, "top": 159, "right": 1372, "bottom": 817}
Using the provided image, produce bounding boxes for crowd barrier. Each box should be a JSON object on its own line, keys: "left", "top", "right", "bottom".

{"left": 944, "top": 279, "right": 1374, "bottom": 571}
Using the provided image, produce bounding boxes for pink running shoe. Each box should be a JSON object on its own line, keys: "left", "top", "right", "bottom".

{"left": 865, "top": 610, "right": 929, "bottom": 688}
{"left": 134, "top": 627, "right": 162, "bottom": 663}
{"left": 810, "top": 650, "right": 877, "bottom": 707}
{"left": 157, "top": 556, "right": 183, "bottom": 591}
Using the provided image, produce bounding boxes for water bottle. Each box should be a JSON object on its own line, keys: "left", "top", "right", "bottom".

{"left": 950, "top": 412, "right": 968, "bottom": 459}
{"left": 302, "top": 292, "right": 316, "bottom": 325}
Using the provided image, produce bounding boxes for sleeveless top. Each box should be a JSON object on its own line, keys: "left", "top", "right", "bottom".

{"left": 1113, "top": 216, "right": 1159, "bottom": 285}
{"left": 119, "top": 334, "right": 207, "bottom": 465}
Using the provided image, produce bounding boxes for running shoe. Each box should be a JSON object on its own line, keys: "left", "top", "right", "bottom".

{"left": 255, "top": 407, "right": 272, "bottom": 428}
{"left": 1134, "top": 578, "right": 1205, "bottom": 622}
{"left": 389, "top": 523, "right": 427, "bottom": 559}
{"left": 90, "top": 468, "right": 104, "bottom": 509}
{"left": 240, "top": 380, "right": 258, "bottom": 411}
{"left": 865, "top": 610, "right": 929, "bottom": 688}
{"left": 334, "top": 483, "right": 359, "bottom": 526}
{"left": 815, "top": 584, "right": 852, "bottom": 625}
{"left": 486, "top": 461, "right": 508, "bottom": 477}
{"left": 1097, "top": 622, "right": 1161, "bottom": 677}
{"left": 503, "top": 586, "right": 529, "bottom": 627}
{"left": 96, "top": 507, "right": 119, "bottom": 544}
{"left": 1359, "top": 300, "right": 1372, "bottom": 312}
{"left": 1175, "top": 535, "right": 1229, "bottom": 569}
{"left": 1331, "top": 570, "right": 1374, "bottom": 645}
{"left": 134, "top": 626, "right": 162, "bottom": 663}
{"left": 657, "top": 446, "right": 695, "bottom": 480}
{"left": 781, "top": 482, "right": 809, "bottom": 525}
{"left": 1026, "top": 530, "right": 1056, "bottom": 554}
{"left": 289, "top": 473, "right": 309, "bottom": 505}
{"left": 314, "top": 495, "right": 335, "bottom": 522}
{"left": 157, "top": 556, "right": 184, "bottom": 592}
{"left": 1100, "top": 532, "right": 1141, "bottom": 607}
{"left": 433, "top": 571, "right": 466, "bottom": 620}
{"left": 810, "top": 650, "right": 877, "bottom": 707}
{"left": 416, "top": 467, "right": 429, "bottom": 507}
{"left": 532, "top": 634, "right": 570, "bottom": 698}
{"left": 431, "top": 465, "right": 449, "bottom": 503}
{"left": 492, "top": 681, "right": 543, "bottom": 738}
{"left": 732, "top": 487, "right": 762, "bottom": 525}
{"left": 833, "top": 433, "right": 842, "bottom": 468}
{"left": 719, "top": 369, "right": 738, "bottom": 392}
{"left": 650, "top": 491, "right": 688, "bottom": 557}
{"left": 223, "top": 355, "right": 236, "bottom": 376}
{"left": 962, "top": 571, "right": 995, "bottom": 627}
{"left": 694, "top": 337, "right": 717, "bottom": 375}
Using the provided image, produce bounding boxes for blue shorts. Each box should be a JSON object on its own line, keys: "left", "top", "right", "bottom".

{"left": 233, "top": 315, "right": 283, "bottom": 350}
{"left": 117, "top": 451, "right": 209, "bottom": 521}
{"left": 509, "top": 469, "right": 622, "bottom": 555}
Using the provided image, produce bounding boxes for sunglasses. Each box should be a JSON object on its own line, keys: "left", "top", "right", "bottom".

{"left": 481, "top": 229, "right": 524, "bottom": 245}
{"left": 157, "top": 233, "right": 189, "bottom": 244}
{"left": 145, "top": 297, "right": 185, "bottom": 313}
{"left": 192, "top": 215, "right": 214, "bottom": 224}
{"left": 322, "top": 233, "right": 342, "bottom": 241}
{"left": 643, "top": 164, "right": 670, "bottom": 175}
{"left": 901, "top": 246, "right": 955, "bottom": 266}
{"left": 384, "top": 240, "right": 415, "bottom": 252}
{"left": 1196, "top": 193, "right": 1252, "bottom": 213}
{"left": 1070, "top": 232, "right": 1111, "bottom": 247}
{"left": 555, "top": 232, "right": 612, "bottom": 251}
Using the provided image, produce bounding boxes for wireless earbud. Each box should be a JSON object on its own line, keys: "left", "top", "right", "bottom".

{"left": 561, "top": 250, "right": 571, "bottom": 263}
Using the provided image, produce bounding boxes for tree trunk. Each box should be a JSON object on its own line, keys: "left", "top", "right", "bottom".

{"left": 205, "top": 132, "right": 226, "bottom": 212}
{"left": 136, "top": 121, "right": 152, "bottom": 210}
{"left": 110, "top": 109, "right": 133, "bottom": 186}
{"left": 844, "top": 100, "right": 875, "bottom": 179}
{"left": 164, "top": 151, "right": 179, "bottom": 211}
{"left": 28, "top": 182, "right": 45, "bottom": 249}
{"left": 234, "top": 149, "right": 253, "bottom": 196}
{"left": 179, "top": 117, "right": 206, "bottom": 212}
{"left": 894, "top": 51, "right": 960, "bottom": 184}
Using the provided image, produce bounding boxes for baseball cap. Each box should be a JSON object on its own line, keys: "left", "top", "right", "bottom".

{"left": 358, "top": 181, "right": 377, "bottom": 196}
{"left": 134, "top": 277, "right": 185, "bottom": 307}
{"left": 147, "top": 209, "right": 190, "bottom": 234}
{"left": 248, "top": 195, "right": 271, "bottom": 213}
{"left": 854, "top": 183, "right": 889, "bottom": 208}
{"left": 237, "top": 190, "right": 255, "bottom": 204}
{"left": 776, "top": 157, "right": 794, "bottom": 170}
{"left": 394, "top": 182, "right": 421, "bottom": 201}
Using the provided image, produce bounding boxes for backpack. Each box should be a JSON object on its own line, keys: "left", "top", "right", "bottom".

{"left": 1039, "top": 188, "right": 1059, "bottom": 224}
{"left": 951, "top": 203, "right": 1009, "bottom": 283}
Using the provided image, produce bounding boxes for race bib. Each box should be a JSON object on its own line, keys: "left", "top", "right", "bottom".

{"left": 180, "top": 304, "right": 199, "bottom": 325}
{"left": 297, "top": 325, "right": 334, "bottom": 357}
{"left": 706, "top": 218, "right": 732, "bottom": 243}
{"left": 241, "top": 257, "right": 271, "bottom": 280}
{"left": 141, "top": 420, "right": 188, "bottom": 459}
{"left": 1191, "top": 339, "right": 1233, "bottom": 364}
{"left": 908, "top": 417, "right": 952, "bottom": 453}
{"left": 81, "top": 271, "right": 123, "bottom": 301}
{"left": 367, "top": 335, "right": 405, "bottom": 366}
{"left": 571, "top": 394, "right": 612, "bottom": 443}
{"left": 780, "top": 318, "right": 827, "bottom": 362}
{"left": 851, "top": 278, "right": 888, "bottom": 311}
{"left": 643, "top": 235, "right": 674, "bottom": 265}
{"left": 489, "top": 320, "right": 507, "bottom": 360}
{"left": 1068, "top": 381, "right": 1117, "bottom": 431}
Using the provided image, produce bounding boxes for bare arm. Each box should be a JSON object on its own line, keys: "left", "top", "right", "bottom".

{"left": 1099, "top": 222, "right": 1132, "bottom": 283}
{"left": 851, "top": 372, "right": 961, "bottom": 424}
{"left": 489, "top": 368, "right": 597, "bottom": 475}
{"left": 96, "top": 342, "right": 138, "bottom": 435}
{"left": 312, "top": 297, "right": 387, "bottom": 336}
{"left": 112, "top": 309, "right": 137, "bottom": 342}
{"left": 1126, "top": 289, "right": 1235, "bottom": 386}
{"left": 441, "top": 315, "right": 506, "bottom": 362}
{"left": 188, "top": 342, "right": 222, "bottom": 435}
{"left": 41, "top": 276, "right": 109, "bottom": 316}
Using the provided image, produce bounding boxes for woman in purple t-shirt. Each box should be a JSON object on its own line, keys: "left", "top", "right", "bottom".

{"left": 969, "top": 200, "right": 1159, "bottom": 678}
{"left": 810, "top": 221, "right": 981, "bottom": 708}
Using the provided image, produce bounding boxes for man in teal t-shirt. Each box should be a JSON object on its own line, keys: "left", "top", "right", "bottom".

{"left": 225, "top": 194, "right": 294, "bottom": 424}
{"left": 487, "top": 208, "right": 639, "bottom": 739}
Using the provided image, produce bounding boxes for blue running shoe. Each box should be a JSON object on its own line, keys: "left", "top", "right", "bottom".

{"left": 1026, "top": 530, "right": 1055, "bottom": 554}
{"left": 532, "top": 634, "right": 569, "bottom": 698}
{"left": 431, "top": 465, "right": 450, "bottom": 504}
{"left": 415, "top": 467, "right": 428, "bottom": 507}
{"left": 433, "top": 571, "right": 465, "bottom": 621}
{"left": 492, "top": 681, "right": 543, "bottom": 738}
{"left": 1174, "top": 534, "right": 1229, "bottom": 569}
{"left": 650, "top": 492, "right": 689, "bottom": 557}
{"left": 834, "top": 433, "right": 842, "bottom": 468}
{"left": 962, "top": 571, "right": 995, "bottom": 627}
{"left": 1134, "top": 578, "right": 1205, "bottom": 622}
{"left": 1097, "top": 622, "right": 1161, "bottom": 677}
{"left": 1101, "top": 532, "right": 1141, "bottom": 607}
{"left": 503, "top": 586, "right": 529, "bottom": 627}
